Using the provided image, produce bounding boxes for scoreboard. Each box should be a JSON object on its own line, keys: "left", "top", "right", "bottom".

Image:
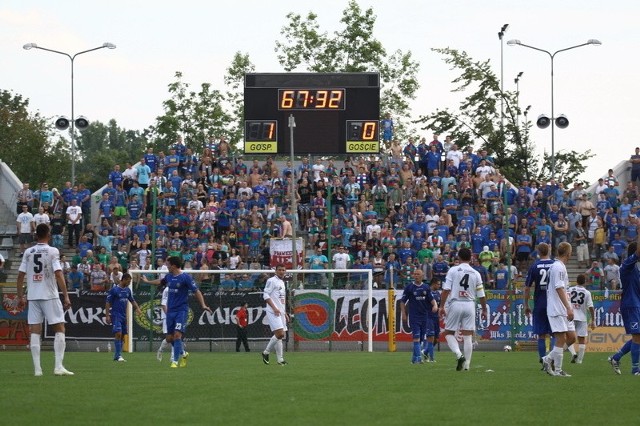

{"left": 243, "top": 73, "right": 380, "bottom": 155}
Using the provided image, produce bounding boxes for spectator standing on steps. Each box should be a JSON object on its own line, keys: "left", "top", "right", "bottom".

{"left": 66, "top": 199, "right": 82, "bottom": 248}
{"left": 16, "top": 205, "right": 35, "bottom": 256}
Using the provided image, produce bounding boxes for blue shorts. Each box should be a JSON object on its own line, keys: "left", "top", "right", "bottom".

{"left": 409, "top": 319, "right": 428, "bottom": 340}
{"left": 111, "top": 315, "right": 127, "bottom": 335}
{"left": 166, "top": 309, "right": 188, "bottom": 335}
{"left": 426, "top": 316, "right": 440, "bottom": 338}
{"left": 621, "top": 307, "right": 640, "bottom": 335}
{"left": 532, "top": 309, "right": 552, "bottom": 336}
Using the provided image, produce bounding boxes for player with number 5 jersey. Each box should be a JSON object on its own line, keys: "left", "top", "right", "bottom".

{"left": 439, "top": 248, "right": 487, "bottom": 372}
{"left": 17, "top": 224, "right": 73, "bottom": 376}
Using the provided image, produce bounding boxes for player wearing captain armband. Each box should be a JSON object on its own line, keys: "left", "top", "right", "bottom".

{"left": 105, "top": 273, "right": 142, "bottom": 362}
{"left": 439, "top": 248, "right": 487, "bottom": 372}
{"left": 400, "top": 269, "right": 437, "bottom": 364}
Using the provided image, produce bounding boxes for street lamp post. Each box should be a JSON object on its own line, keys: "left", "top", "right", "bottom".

{"left": 23, "top": 42, "right": 116, "bottom": 185}
{"left": 498, "top": 24, "right": 509, "bottom": 135}
{"left": 507, "top": 39, "right": 601, "bottom": 178}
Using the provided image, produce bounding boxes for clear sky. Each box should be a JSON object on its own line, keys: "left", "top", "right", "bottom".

{"left": 2, "top": 0, "right": 637, "bottom": 184}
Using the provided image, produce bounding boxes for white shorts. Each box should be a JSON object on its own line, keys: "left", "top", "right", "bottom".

{"left": 444, "top": 302, "right": 476, "bottom": 332}
{"left": 576, "top": 244, "right": 589, "bottom": 262}
{"left": 548, "top": 315, "right": 574, "bottom": 333}
{"left": 265, "top": 310, "right": 288, "bottom": 332}
{"left": 28, "top": 299, "right": 65, "bottom": 325}
{"left": 574, "top": 320, "right": 588, "bottom": 337}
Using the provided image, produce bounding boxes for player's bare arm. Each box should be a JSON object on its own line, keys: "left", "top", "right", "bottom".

{"left": 105, "top": 301, "right": 112, "bottom": 324}
{"left": 523, "top": 286, "right": 531, "bottom": 316}
{"left": 16, "top": 271, "right": 26, "bottom": 308}
{"left": 55, "top": 270, "right": 71, "bottom": 310}
{"left": 195, "top": 290, "right": 212, "bottom": 313}
{"left": 557, "top": 288, "right": 574, "bottom": 321}
{"left": 439, "top": 289, "right": 450, "bottom": 318}
{"left": 480, "top": 297, "right": 487, "bottom": 321}
{"left": 400, "top": 300, "right": 408, "bottom": 321}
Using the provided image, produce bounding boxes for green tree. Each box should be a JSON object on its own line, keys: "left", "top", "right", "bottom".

{"left": 0, "top": 89, "right": 71, "bottom": 187}
{"left": 274, "top": 0, "right": 420, "bottom": 144}
{"left": 417, "top": 48, "right": 592, "bottom": 185}
{"left": 224, "top": 52, "right": 255, "bottom": 150}
{"left": 75, "top": 118, "right": 149, "bottom": 189}
{"left": 152, "top": 71, "right": 232, "bottom": 152}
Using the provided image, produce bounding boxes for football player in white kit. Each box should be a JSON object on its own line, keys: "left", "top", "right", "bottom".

{"left": 439, "top": 248, "right": 487, "bottom": 371}
{"left": 568, "top": 274, "right": 595, "bottom": 364}
{"left": 262, "top": 264, "right": 288, "bottom": 366}
{"left": 17, "top": 224, "right": 73, "bottom": 376}
{"left": 542, "top": 241, "right": 575, "bottom": 377}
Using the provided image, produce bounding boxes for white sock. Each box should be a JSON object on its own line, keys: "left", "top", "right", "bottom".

{"left": 275, "top": 339, "right": 284, "bottom": 362}
{"left": 54, "top": 332, "right": 66, "bottom": 370}
{"left": 577, "top": 344, "right": 586, "bottom": 363}
{"left": 565, "top": 343, "right": 577, "bottom": 356}
{"left": 445, "top": 334, "right": 462, "bottom": 358}
{"left": 30, "top": 333, "right": 41, "bottom": 373}
{"left": 462, "top": 335, "right": 473, "bottom": 367}
{"left": 552, "top": 346, "right": 564, "bottom": 372}
{"left": 159, "top": 339, "right": 170, "bottom": 352}
{"left": 264, "top": 335, "right": 277, "bottom": 354}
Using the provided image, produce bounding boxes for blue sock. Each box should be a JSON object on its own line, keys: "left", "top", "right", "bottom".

{"left": 549, "top": 336, "right": 556, "bottom": 350}
{"left": 427, "top": 341, "right": 434, "bottom": 359}
{"left": 412, "top": 342, "right": 421, "bottom": 361}
{"left": 631, "top": 342, "right": 640, "bottom": 373}
{"left": 537, "top": 338, "right": 546, "bottom": 358}
{"left": 614, "top": 340, "right": 633, "bottom": 361}
{"left": 173, "top": 339, "right": 183, "bottom": 362}
{"left": 430, "top": 342, "right": 436, "bottom": 360}
{"left": 114, "top": 339, "right": 122, "bottom": 358}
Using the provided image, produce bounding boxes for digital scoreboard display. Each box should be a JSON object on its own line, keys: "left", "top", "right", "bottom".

{"left": 244, "top": 73, "right": 380, "bottom": 155}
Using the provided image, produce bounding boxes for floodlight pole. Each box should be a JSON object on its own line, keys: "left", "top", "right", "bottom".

{"left": 23, "top": 42, "right": 116, "bottom": 185}
{"left": 507, "top": 39, "right": 601, "bottom": 179}
{"left": 288, "top": 114, "right": 299, "bottom": 289}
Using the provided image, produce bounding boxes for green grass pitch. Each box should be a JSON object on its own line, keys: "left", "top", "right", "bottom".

{"left": 0, "top": 350, "right": 636, "bottom": 425}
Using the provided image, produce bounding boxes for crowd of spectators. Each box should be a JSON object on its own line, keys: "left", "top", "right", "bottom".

{"left": 14, "top": 133, "right": 640, "bottom": 292}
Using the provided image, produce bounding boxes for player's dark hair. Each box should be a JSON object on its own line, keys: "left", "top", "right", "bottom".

{"left": 167, "top": 256, "right": 183, "bottom": 269}
{"left": 458, "top": 247, "right": 471, "bottom": 261}
{"left": 122, "top": 272, "right": 131, "bottom": 280}
{"left": 629, "top": 242, "right": 637, "bottom": 257}
{"left": 35, "top": 223, "right": 50, "bottom": 240}
{"left": 576, "top": 274, "right": 586, "bottom": 285}
{"left": 275, "top": 263, "right": 286, "bottom": 270}
{"left": 430, "top": 278, "right": 440, "bottom": 286}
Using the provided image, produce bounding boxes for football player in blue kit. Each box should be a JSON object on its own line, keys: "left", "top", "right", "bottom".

{"left": 400, "top": 269, "right": 438, "bottom": 364}
{"left": 105, "top": 273, "right": 142, "bottom": 362}
{"left": 523, "top": 243, "right": 555, "bottom": 366}
{"left": 609, "top": 220, "right": 640, "bottom": 375}
{"left": 164, "top": 256, "right": 212, "bottom": 368}
{"left": 422, "top": 278, "right": 442, "bottom": 362}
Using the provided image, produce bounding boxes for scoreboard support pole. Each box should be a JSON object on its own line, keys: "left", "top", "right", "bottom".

{"left": 288, "top": 114, "right": 299, "bottom": 289}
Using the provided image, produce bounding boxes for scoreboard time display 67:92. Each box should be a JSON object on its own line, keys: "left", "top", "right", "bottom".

{"left": 243, "top": 73, "right": 380, "bottom": 155}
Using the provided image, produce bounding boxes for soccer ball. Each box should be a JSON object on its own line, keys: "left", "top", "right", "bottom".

{"left": 503, "top": 345, "right": 512, "bottom": 352}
